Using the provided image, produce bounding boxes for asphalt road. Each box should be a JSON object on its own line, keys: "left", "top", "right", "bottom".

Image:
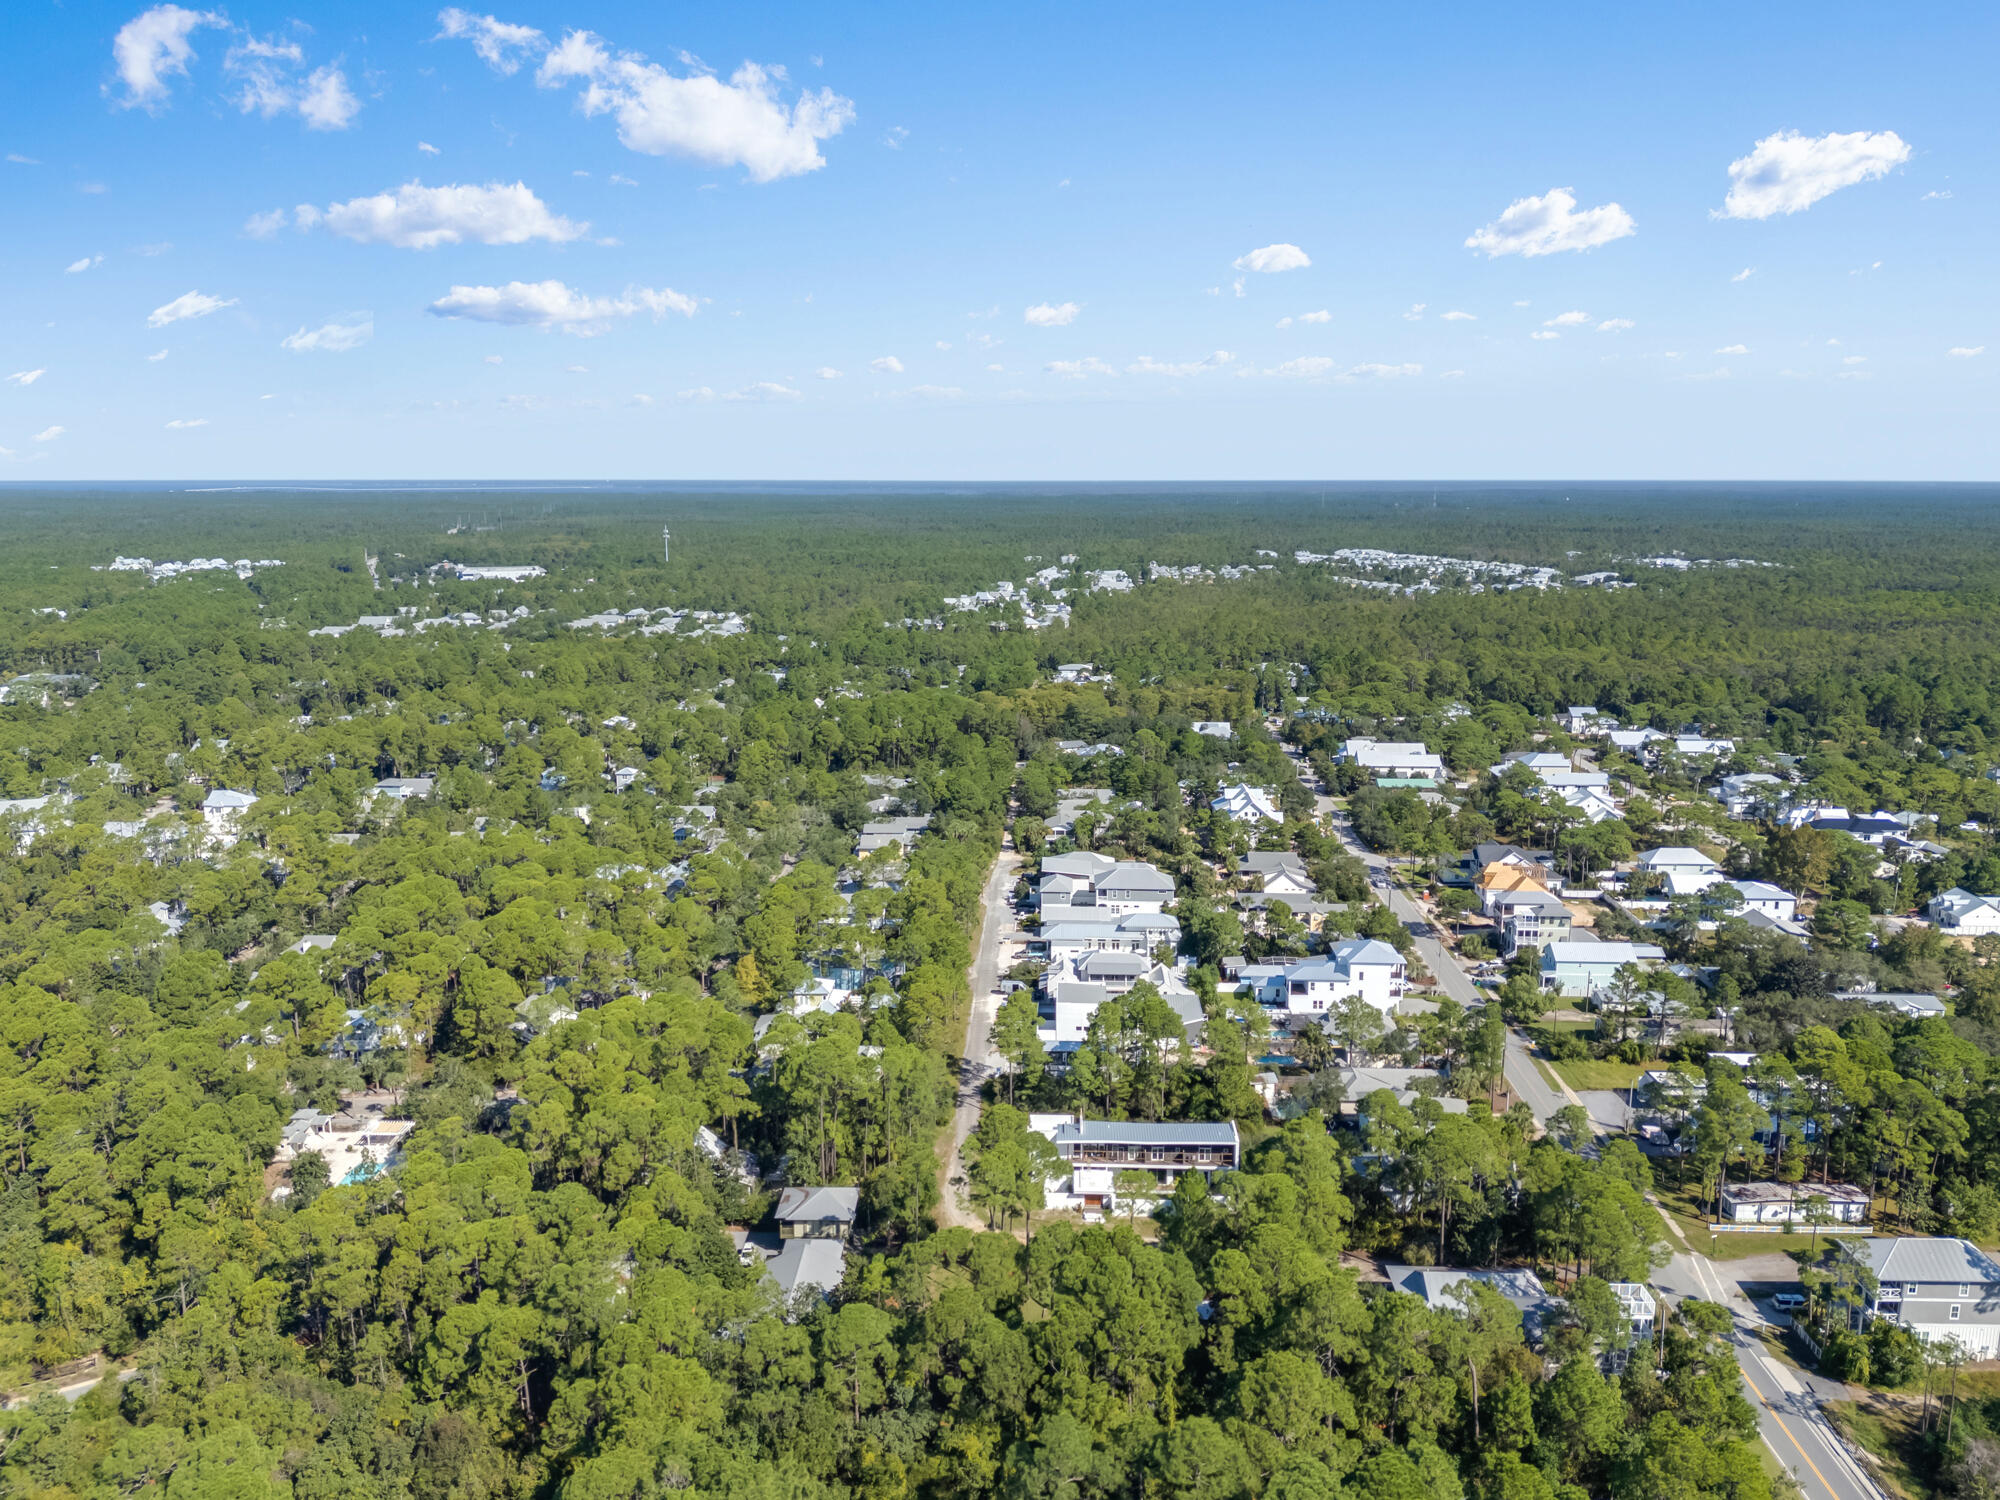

{"left": 1316, "top": 792, "right": 1568, "bottom": 1122}
{"left": 1654, "top": 1247, "right": 1886, "bottom": 1500}
{"left": 941, "top": 846, "right": 1024, "bottom": 1229}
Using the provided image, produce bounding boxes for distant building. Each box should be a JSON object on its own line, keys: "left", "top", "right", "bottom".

{"left": 456, "top": 564, "right": 547, "bottom": 582}
{"left": 1341, "top": 738, "right": 1446, "bottom": 778}
{"left": 1540, "top": 940, "right": 1666, "bottom": 997}
{"left": 1043, "top": 1117, "right": 1239, "bottom": 1194}
{"left": 1191, "top": 720, "right": 1234, "bottom": 740}
{"left": 1211, "top": 783, "right": 1281, "bottom": 823}
{"left": 1930, "top": 887, "right": 2000, "bottom": 937}
{"left": 1717, "top": 1181, "right": 1868, "bottom": 1226}
{"left": 1632, "top": 846, "right": 1725, "bottom": 897}
{"left": 1383, "top": 1265, "right": 1562, "bottom": 1342}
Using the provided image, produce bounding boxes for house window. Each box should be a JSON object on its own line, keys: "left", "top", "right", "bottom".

{"left": 1908, "top": 1283, "right": 1921, "bottom": 1296}
{"left": 1149, "top": 1149, "right": 1165, "bottom": 1163}
{"left": 1961, "top": 1284, "right": 1972, "bottom": 1298}
{"left": 1952, "top": 1305, "right": 1962, "bottom": 1321}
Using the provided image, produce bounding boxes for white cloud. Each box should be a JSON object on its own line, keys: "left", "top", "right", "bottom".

{"left": 147, "top": 290, "right": 236, "bottom": 327}
{"left": 1298, "top": 309, "right": 1331, "bottom": 324}
{"left": 814, "top": 366, "right": 842, "bottom": 379}
{"left": 1715, "top": 344, "right": 1749, "bottom": 354}
{"left": 483, "top": 354, "right": 503, "bottom": 364}
{"left": 32, "top": 426, "right": 63, "bottom": 442}
{"left": 1233, "top": 243, "right": 1310, "bottom": 274}
{"left": 1275, "top": 317, "right": 1291, "bottom": 329}
{"left": 1403, "top": 303, "right": 1426, "bottom": 321}
{"left": 1513, "top": 300, "right": 1530, "bottom": 307}
{"left": 7, "top": 154, "right": 39, "bottom": 165}
{"left": 111, "top": 5, "right": 222, "bottom": 109}
{"left": 436, "top": 8, "right": 545, "bottom": 74}
{"left": 1342, "top": 363, "right": 1421, "bottom": 380}
{"left": 1717, "top": 130, "right": 1911, "bottom": 220}
{"left": 146, "top": 349, "right": 168, "bottom": 361}
{"left": 427, "top": 279, "right": 697, "bottom": 332}
{"left": 882, "top": 125, "right": 908, "bottom": 149}
{"left": 1842, "top": 354, "right": 1867, "bottom": 365}
{"left": 1439, "top": 369, "right": 1465, "bottom": 379}
{"left": 1465, "top": 186, "right": 1635, "bottom": 258}
{"left": 1266, "top": 356, "right": 1335, "bottom": 378}
{"left": 630, "top": 392, "right": 653, "bottom": 406}
{"left": 164, "top": 417, "right": 208, "bottom": 428}
{"left": 1025, "top": 301, "right": 1080, "bottom": 327}
{"left": 677, "top": 386, "right": 715, "bottom": 401}
{"left": 869, "top": 355, "right": 903, "bottom": 373}
{"left": 1544, "top": 310, "right": 1590, "bottom": 327}
{"left": 1440, "top": 310, "right": 1475, "bottom": 321}
{"left": 226, "top": 37, "right": 360, "bottom": 131}
{"left": 133, "top": 241, "right": 172, "bottom": 256}
{"left": 1125, "top": 351, "right": 1235, "bottom": 376}
{"left": 1732, "top": 267, "right": 1756, "bottom": 283}
{"left": 564, "top": 363, "right": 589, "bottom": 373}
{"left": 7, "top": 370, "right": 46, "bottom": 386}
{"left": 281, "top": 314, "right": 373, "bottom": 353}
{"left": 723, "top": 381, "right": 800, "bottom": 401}
{"left": 318, "top": 181, "right": 586, "bottom": 248}
{"left": 935, "top": 340, "right": 952, "bottom": 351}
{"left": 904, "top": 384, "right": 962, "bottom": 399}
{"left": 65, "top": 256, "right": 103, "bottom": 274}
{"left": 1596, "top": 318, "right": 1634, "bottom": 333}
{"left": 1232, "top": 277, "right": 1246, "bottom": 298}
{"left": 985, "top": 363, "right": 1004, "bottom": 372}
{"left": 419, "top": 141, "right": 442, "bottom": 155}
{"left": 609, "top": 173, "right": 637, "bottom": 186}
{"left": 534, "top": 31, "right": 854, "bottom": 182}
{"left": 1045, "top": 357, "right": 1116, "bottom": 379}
{"left": 1923, "top": 189, "right": 1953, "bottom": 201}
{"left": 1948, "top": 346, "right": 1984, "bottom": 358}
{"left": 243, "top": 209, "right": 288, "bottom": 238}
{"left": 1529, "top": 331, "right": 1559, "bottom": 341}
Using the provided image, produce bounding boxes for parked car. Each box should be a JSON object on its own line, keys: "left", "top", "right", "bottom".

{"left": 1772, "top": 1291, "right": 1808, "bottom": 1310}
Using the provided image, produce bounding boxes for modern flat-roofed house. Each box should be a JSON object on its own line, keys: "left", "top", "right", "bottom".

{"left": 1842, "top": 1237, "right": 2000, "bottom": 1357}
{"left": 1540, "top": 940, "right": 1665, "bottom": 997}
{"left": 775, "top": 1185, "right": 859, "bottom": 1240}
{"left": 1045, "top": 1118, "right": 1239, "bottom": 1191}
{"left": 1341, "top": 738, "right": 1446, "bottom": 779}
{"left": 1931, "top": 887, "right": 2000, "bottom": 937}
{"left": 1633, "top": 846, "right": 1725, "bottom": 896}
{"left": 1717, "top": 1181, "right": 1869, "bottom": 1226}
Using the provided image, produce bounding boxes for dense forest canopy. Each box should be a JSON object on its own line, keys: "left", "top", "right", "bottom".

{"left": 1, "top": 481, "right": 1998, "bottom": 1500}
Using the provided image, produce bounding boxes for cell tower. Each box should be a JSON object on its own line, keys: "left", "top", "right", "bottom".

{"left": 662, "top": 525, "right": 671, "bottom": 563}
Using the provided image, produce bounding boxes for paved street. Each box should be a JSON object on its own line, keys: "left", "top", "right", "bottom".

{"left": 942, "top": 845, "right": 1024, "bottom": 1229}
{"left": 1653, "top": 1239, "right": 1885, "bottom": 1500}
{"left": 1314, "top": 787, "right": 1568, "bottom": 1122}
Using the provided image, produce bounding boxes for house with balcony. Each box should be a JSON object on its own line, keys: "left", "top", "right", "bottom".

{"left": 1841, "top": 1237, "right": 2000, "bottom": 1357}
{"left": 1491, "top": 888, "right": 1573, "bottom": 955}
{"left": 1037, "top": 911, "right": 1183, "bottom": 964}
{"left": 1540, "top": 940, "right": 1666, "bottom": 997}
{"left": 1041, "top": 1117, "right": 1239, "bottom": 1195}
{"left": 1247, "top": 938, "right": 1407, "bottom": 1018}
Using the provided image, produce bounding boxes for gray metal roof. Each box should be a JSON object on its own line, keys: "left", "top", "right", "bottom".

{"left": 775, "top": 1185, "right": 859, "bottom": 1222}
{"left": 1053, "top": 1119, "right": 1238, "bottom": 1146}
{"left": 1846, "top": 1236, "right": 2000, "bottom": 1284}
{"left": 769, "top": 1238, "right": 846, "bottom": 1296}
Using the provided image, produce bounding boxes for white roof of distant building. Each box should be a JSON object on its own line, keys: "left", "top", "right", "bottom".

{"left": 203, "top": 788, "right": 258, "bottom": 810}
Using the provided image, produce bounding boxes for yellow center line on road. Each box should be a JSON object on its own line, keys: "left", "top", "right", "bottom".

{"left": 1737, "top": 1350, "right": 1839, "bottom": 1499}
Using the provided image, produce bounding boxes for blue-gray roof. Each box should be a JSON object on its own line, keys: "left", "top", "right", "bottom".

{"left": 1053, "top": 1120, "right": 1238, "bottom": 1147}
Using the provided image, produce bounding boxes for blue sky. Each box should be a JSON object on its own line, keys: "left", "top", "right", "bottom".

{"left": 1, "top": 0, "right": 1993, "bottom": 479}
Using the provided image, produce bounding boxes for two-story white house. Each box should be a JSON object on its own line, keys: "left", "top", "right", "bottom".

{"left": 1931, "top": 888, "right": 2000, "bottom": 937}
{"left": 1038, "top": 912, "right": 1182, "bottom": 963}
{"left": 1632, "top": 846, "right": 1725, "bottom": 896}
{"left": 1341, "top": 738, "right": 1446, "bottom": 779}
{"left": 1248, "top": 938, "right": 1407, "bottom": 1018}
{"left": 1036, "top": 854, "right": 1174, "bottom": 917}
{"left": 1212, "top": 784, "right": 1282, "bottom": 823}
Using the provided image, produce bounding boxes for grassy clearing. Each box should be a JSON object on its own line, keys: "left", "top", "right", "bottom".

{"left": 1550, "top": 1057, "right": 1645, "bottom": 1091}
{"left": 1824, "top": 1397, "right": 1925, "bottom": 1500}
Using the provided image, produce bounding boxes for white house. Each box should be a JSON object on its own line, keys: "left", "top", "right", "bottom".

{"left": 1717, "top": 1181, "right": 1868, "bottom": 1226}
{"left": 1342, "top": 738, "right": 1446, "bottom": 778}
{"left": 1249, "top": 938, "right": 1407, "bottom": 1018}
{"left": 1212, "top": 783, "right": 1282, "bottom": 823}
{"left": 1606, "top": 728, "right": 1666, "bottom": 754}
{"left": 1191, "top": 720, "right": 1234, "bottom": 740}
{"left": 1931, "top": 888, "right": 2000, "bottom": 937}
{"left": 456, "top": 564, "right": 546, "bottom": 582}
{"left": 1715, "top": 772, "right": 1789, "bottom": 819}
{"left": 201, "top": 788, "right": 258, "bottom": 847}
{"left": 1560, "top": 707, "right": 1612, "bottom": 736}
{"left": 1043, "top": 957, "right": 1203, "bottom": 1044}
{"left": 1039, "top": 912, "right": 1182, "bottom": 963}
{"left": 1671, "top": 736, "right": 1736, "bottom": 759}
{"left": 1037, "top": 854, "right": 1174, "bottom": 917}
{"left": 1633, "top": 846, "right": 1724, "bottom": 896}
{"left": 1725, "top": 881, "right": 1798, "bottom": 922}
{"left": 1556, "top": 784, "right": 1622, "bottom": 824}
{"left": 1238, "top": 852, "right": 1316, "bottom": 897}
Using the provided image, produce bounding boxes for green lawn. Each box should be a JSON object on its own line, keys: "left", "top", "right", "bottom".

{"left": 1549, "top": 1057, "right": 1644, "bottom": 1091}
